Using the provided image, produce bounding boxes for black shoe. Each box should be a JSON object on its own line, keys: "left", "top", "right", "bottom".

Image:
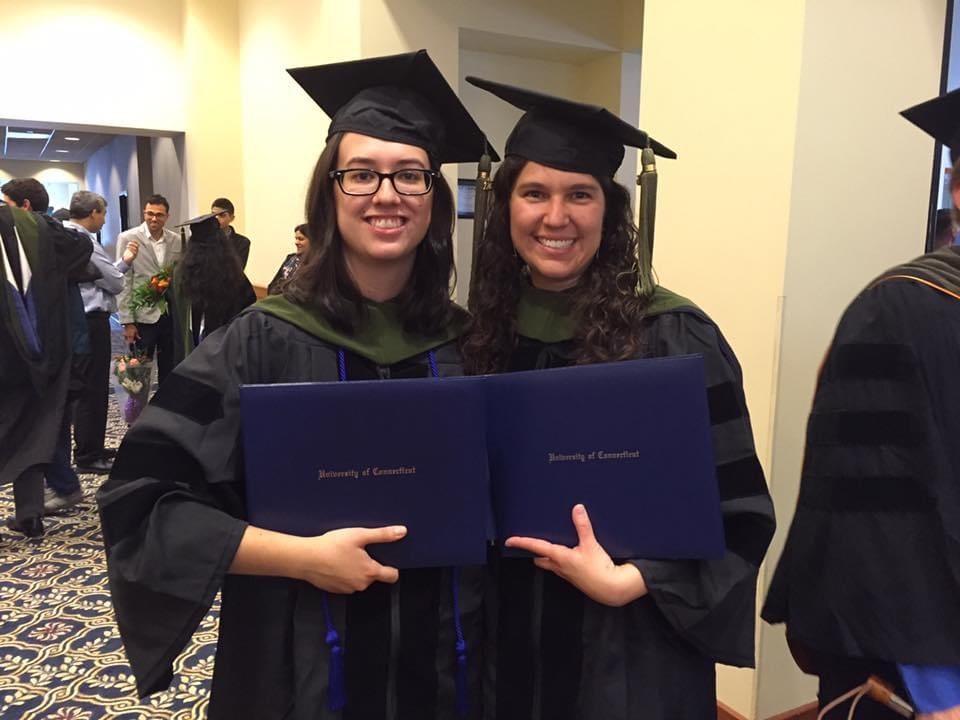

{"left": 75, "top": 458, "right": 113, "bottom": 475}
{"left": 5, "top": 515, "right": 44, "bottom": 538}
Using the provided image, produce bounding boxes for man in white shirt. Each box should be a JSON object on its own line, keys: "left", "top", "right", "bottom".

{"left": 115, "top": 194, "right": 182, "bottom": 384}
{"left": 59, "top": 192, "right": 138, "bottom": 487}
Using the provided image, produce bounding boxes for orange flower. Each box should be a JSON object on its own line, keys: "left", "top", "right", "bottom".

{"left": 158, "top": 279, "right": 170, "bottom": 289}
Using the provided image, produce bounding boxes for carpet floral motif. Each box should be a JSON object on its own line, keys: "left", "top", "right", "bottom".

{"left": 0, "top": 404, "right": 217, "bottom": 720}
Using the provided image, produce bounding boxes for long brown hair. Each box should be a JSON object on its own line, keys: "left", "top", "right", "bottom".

{"left": 463, "top": 156, "right": 654, "bottom": 374}
{"left": 284, "top": 132, "right": 458, "bottom": 336}
{"left": 175, "top": 229, "right": 251, "bottom": 326}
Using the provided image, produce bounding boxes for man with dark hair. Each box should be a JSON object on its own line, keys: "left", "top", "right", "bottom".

{"left": 2, "top": 178, "right": 50, "bottom": 213}
{"left": 1, "top": 187, "right": 92, "bottom": 537}
{"left": 57, "top": 192, "right": 139, "bottom": 485}
{"left": 116, "top": 194, "right": 183, "bottom": 384}
{"left": 211, "top": 197, "right": 251, "bottom": 269}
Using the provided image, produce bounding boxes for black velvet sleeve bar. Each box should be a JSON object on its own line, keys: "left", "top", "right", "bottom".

{"left": 763, "top": 279, "right": 960, "bottom": 664}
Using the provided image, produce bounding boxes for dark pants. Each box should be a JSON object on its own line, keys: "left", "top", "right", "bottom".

{"left": 13, "top": 467, "right": 44, "bottom": 521}
{"left": 73, "top": 311, "right": 111, "bottom": 465}
{"left": 818, "top": 655, "right": 911, "bottom": 719}
{"left": 137, "top": 312, "right": 174, "bottom": 384}
{"left": 46, "top": 408, "right": 81, "bottom": 497}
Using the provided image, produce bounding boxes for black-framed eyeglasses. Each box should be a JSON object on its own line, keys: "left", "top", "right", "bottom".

{"left": 329, "top": 168, "right": 438, "bottom": 196}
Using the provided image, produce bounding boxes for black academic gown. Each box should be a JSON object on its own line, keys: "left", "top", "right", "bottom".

{"left": 97, "top": 298, "right": 483, "bottom": 720}
{"left": 763, "top": 268, "right": 960, "bottom": 670}
{"left": 485, "top": 286, "right": 776, "bottom": 720}
{"left": 0, "top": 207, "right": 92, "bottom": 484}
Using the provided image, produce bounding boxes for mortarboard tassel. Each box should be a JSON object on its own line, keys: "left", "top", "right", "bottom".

{"left": 321, "top": 592, "right": 347, "bottom": 711}
{"left": 468, "top": 151, "right": 493, "bottom": 305}
{"left": 451, "top": 566, "right": 469, "bottom": 717}
{"left": 636, "top": 146, "right": 658, "bottom": 302}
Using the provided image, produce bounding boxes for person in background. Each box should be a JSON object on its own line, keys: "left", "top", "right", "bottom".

{"left": 116, "top": 194, "right": 183, "bottom": 385}
{"left": 763, "top": 87, "right": 960, "bottom": 720}
{"left": 57, "top": 192, "right": 138, "bottom": 486}
{"left": 1, "top": 179, "right": 92, "bottom": 537}
{"left": 267, "top": 223, "right": 310, "bottom": 295}
{"left": 462, "top": 78, "right": 776, "bottom": 719}
{"left": 173, "top": 211, "right": 256, "bottom": 351}
{"left": 211, "top": 197, "right": 251, "bottom": 270}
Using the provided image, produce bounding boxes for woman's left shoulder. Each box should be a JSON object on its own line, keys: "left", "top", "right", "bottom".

{"left": 641, "top": 288, "right": 741, "bottom": 371}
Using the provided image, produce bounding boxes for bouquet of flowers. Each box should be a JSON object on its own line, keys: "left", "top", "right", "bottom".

{"left": 113, "top": 351, "right": 153, "bottom": 424}
{"left": 129, "top": 267, "right": 172, "bottom": 319}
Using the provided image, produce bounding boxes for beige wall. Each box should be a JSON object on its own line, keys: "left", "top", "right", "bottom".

{"left": 182, "top": 0, "right": 244, "bottom": 236}
{"left": 235, "top": 0, "right": 362, "bottom": 286}
{"left": 1, "top": 0, "right": 185, "bottom": 132}
{"left": 640, "top": 1, "right": 808, "bottom": 715}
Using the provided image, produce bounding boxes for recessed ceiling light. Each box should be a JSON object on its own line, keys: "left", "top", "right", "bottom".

{"left": 49, "top": 159, "right": 60, "bottom": 163}
{"left": 63, "top": 137, "right": 80, "bottom": 142}
{"left": 7, "top": 130, "right": 51, "bottom": 140}
{"left": 55, "top": 149, "right": 70, "bottom": 153}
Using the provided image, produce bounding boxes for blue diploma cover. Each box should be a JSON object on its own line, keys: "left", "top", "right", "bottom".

{"left": 240, "top": 378, "right": 490, "bottom": 568}
{"left": 241, "top": 355, "right": 724, "bottom": 568}
{"left": 486, "top": 356, "right": 724, "bottom": 560}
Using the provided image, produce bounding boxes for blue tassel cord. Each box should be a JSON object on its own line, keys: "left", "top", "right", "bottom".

{"left": 323, "top": 348, "right": 443, "bottom": 712}
{"left": 322, "top": 592, "right": 346, "bottom": 711}
{"left": 451, "top": 567, "right": 469, "bottom": 717}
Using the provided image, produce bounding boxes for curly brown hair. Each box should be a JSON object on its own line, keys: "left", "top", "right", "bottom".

{"left": 284, "top": 132, "right": 459, "bottom": 336}
{"left": 175, "top": 228, "right": 251, "bottom": 328}
{"left": 462, "top": 156, "right": 655, "bottom": 374}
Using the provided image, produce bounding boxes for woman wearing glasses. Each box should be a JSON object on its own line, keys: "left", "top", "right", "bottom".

{"left": 98, "top": 51, "right": 494, "bottom": 720}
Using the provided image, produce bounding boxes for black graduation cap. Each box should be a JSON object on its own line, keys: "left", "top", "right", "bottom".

{"left": 465, "top": 76, "right": 676, "bottom": 177}
{"left": 288, "top": 50, "right": 498, "bottom": 167}
{"left": 177, "top": 212, "right": 221, "bottom": 243}
{"left": 901, "top": 87, "right": 960, "bottom": 165}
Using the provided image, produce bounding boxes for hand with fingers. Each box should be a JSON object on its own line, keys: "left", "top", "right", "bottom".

{"left": 505, "top": 504, "right": 648, "bottom": 607}
{"left": 122, "top": 239, "right": 140, "bottom": 265}
{"left": 298, "top": 525, "right": 407, "bottom": 593}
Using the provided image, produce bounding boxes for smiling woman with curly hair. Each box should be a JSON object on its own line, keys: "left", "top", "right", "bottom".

{"left": 463, "top": 76, "right": 775, "bottom": 720}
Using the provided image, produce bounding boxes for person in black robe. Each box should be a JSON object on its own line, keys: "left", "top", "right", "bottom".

{"left": 1, "top": 200, "right": 93, "bottom": 536}
{"left": 97, "top": 50, "right": 496, "bottom": 720}
{"left": 172, "top": 212, "right": 257, "bottom": 355}
{"left": 462, "top": 79, "right": 776, "bottom": 719}
{"left": 763, "top": 88, "right": 960, "bottom": 720}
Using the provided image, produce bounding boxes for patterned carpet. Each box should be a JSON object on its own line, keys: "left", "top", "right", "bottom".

{"left": 0, "top": 389, "right": 218, "bottom": 719}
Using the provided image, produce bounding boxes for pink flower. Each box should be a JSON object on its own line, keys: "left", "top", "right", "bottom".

{"left": 117, "top": 362, "right": 127, "bottom": 373}
{"left": 128, "top": 358, "right": 140, "bottom": 367}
